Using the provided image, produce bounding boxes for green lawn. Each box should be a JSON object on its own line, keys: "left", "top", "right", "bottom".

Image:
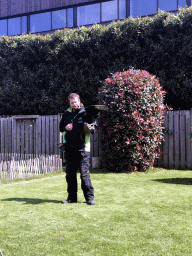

{"left": 1, "top": 168, "right": 192, "bottom": 255}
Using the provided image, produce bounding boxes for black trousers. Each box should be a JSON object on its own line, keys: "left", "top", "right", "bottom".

{"left": 64, "top": 149, "right": 94, "bottom": 202}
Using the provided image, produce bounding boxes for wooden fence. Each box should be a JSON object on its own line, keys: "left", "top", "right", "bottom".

{"left": 0, "top": 115, "right": 61, "bottom": 156}
{"left": 158, "top": 109, "right": 192, "bottom": 170}
{"left": 90, "top": 110, "right": 192, "bottom": 170}
{"left": 0, "top": 114, "right": 101, "bottom": 167}
{"left": 0, "top": 111, "right": 192, "bottom": 170}
{"left": 89, "top": 110, "right": 192, "bottom": 170}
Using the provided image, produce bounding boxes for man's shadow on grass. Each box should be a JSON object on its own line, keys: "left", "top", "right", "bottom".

{"left": 152, "top": 178, "right": 192, "bottom": 185}
{"left": 1, "top": 198, "right": 63, "bottom": 204}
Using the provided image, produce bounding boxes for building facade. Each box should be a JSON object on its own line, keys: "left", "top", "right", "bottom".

{"left": 0, "top": 0, "right": 190, "bottom": 36}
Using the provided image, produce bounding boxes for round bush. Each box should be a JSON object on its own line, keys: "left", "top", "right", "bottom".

{"left": 97, "top": 68, "right": 165, "bottom": 172}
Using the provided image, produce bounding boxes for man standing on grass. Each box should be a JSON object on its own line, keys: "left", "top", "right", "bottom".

{"left": 59, "top": 93, "right": 95, "bottom": 205}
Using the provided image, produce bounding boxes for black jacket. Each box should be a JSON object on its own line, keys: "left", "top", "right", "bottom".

{"left": 59, "top": 105, "right": 93, "bottom": 151}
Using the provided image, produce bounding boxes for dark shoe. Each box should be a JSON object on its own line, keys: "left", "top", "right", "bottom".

{"left": 86, "top": 200, "right": 95, "bottom": 205}
{"left": 62, "top": 199, "right": 77, "bottom": 204}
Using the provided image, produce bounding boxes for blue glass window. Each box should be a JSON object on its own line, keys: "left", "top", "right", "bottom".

{"left": 159, "top": 0, "right": 177, "bottom": 11}
{"left": 77, "top": 4, "right": 100, "bottom": 26}
{"left": 0, "top": 20, "right": 7, "bottom": 36}
{"left": 102, "top": 0, "right": 118, "bottom": 21}
{"left": 8, "top": 17, "right": 21, "bottom": 36}
{"left": 30, "top": 12, "right": 51, "bottom": 33}
{"left": 22, "top": 16, "right": 27, "bottom": 34}
{"left": 52, "top": 9, "right": 66, "bottom": 30}
{"left": 178, "top": 0, "right": 186, "bottom": 7}
{"left": 130, "top": 0, "right": 157, "bottom": 17}
{"left": 67, "top": 8, "right": 73, "bottom": 27}
{"left": 119, "top": 0, "right": 126, "bottom": 19}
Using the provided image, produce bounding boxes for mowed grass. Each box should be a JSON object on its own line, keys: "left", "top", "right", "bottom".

{"left": 1, "top": 168, "right": 192, "bottom": 256}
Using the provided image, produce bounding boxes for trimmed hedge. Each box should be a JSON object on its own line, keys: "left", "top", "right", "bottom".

{"left": 97, "top": 68, "right": 165, "bottom": 172}
{"left": 0, "top": 8, "right": 192, "bottom": 115}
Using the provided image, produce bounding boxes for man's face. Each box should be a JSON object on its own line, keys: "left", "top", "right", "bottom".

{"left": 69, "top": 97, "right": 81, "bottom": 110}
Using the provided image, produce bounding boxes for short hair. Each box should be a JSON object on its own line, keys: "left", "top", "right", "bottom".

{"left": 68, "top": 93, "right": 80, "bottom": 101}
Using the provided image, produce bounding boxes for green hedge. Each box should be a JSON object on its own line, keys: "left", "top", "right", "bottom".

{"left": 0, "top": 7, "right": 192, "bottom": 115}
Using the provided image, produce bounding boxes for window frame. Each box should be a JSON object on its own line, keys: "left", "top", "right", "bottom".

{"left": 0, "top": 0, "right": 189, "bottom": 36}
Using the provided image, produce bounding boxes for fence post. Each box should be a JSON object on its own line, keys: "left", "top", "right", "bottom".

{"left": 186, "top": 110, "right": 192, "bottom": 169}
{"left": 174, "top": 111, "right": 180, "bottom": 169}
{"left": 36, "top": 117, "right": 42, "bottom": 156}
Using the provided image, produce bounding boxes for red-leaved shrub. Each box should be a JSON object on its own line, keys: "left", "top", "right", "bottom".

{"left": 97, "top": 68, "right": 165, "bottom": 172}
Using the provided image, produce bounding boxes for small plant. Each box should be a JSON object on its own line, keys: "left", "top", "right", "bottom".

{"left": 98, "top": 68, "right": 165, "bottom": 172}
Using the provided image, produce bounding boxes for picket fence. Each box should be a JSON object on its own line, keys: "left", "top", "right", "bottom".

{"left": 0, "top": 154, "right": 62, "bottom": 180}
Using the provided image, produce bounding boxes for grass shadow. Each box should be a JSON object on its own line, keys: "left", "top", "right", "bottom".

{"left": 152, "top": 178, "right": 192, "bottom": 185}
{"left": 62, "top": 166, "right": 109, "bottom": 174}
{"left": 89, "top": 167, "right": 109, "bottom": 174}
{"left": 1, "top": 198, "right": 63, "bottom": 204}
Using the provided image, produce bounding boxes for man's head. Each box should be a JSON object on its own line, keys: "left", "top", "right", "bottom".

{"left": 68, "top": 93, "right": 81, "bottom": 110}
